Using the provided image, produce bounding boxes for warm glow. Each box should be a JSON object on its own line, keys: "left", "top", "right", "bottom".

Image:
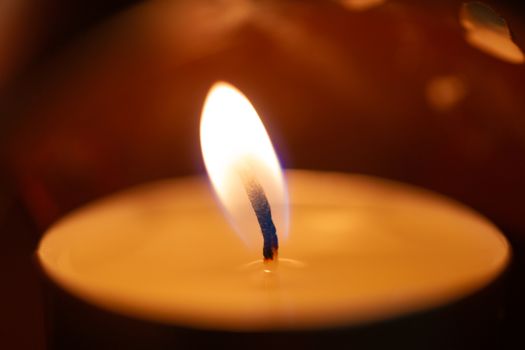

{"left": 341, "top": 0, "right": 385, "bottom": 11}
{"left": 200, "top": 82, "right": 289, "bottom": 249}
{"left": 426, "top": 75, "right": 467, "bottom": 111}
{"left": 460, "top": 2, "right": 524, "bottom": 64}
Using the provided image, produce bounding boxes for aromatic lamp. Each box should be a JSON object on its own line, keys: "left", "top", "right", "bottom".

{"left": 38, "top": 81, "right": 509, "bottom": 348}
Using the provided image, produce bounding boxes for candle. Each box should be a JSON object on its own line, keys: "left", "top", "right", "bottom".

{"left": 37, "top": 83, "right": 509, "bottom": 347}
{"left": 38, "top": 170, "right": 509, "bottom": 330}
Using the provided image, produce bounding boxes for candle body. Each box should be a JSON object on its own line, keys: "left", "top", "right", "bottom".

{"left": 38, "top": 170, "right": 509, "bottom": 333}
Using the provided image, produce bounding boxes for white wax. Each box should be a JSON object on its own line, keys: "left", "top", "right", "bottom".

{"left": 38, "top": 170, "right": 509, "bottom": 330}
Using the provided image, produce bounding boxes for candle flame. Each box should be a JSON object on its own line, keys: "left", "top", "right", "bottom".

{"left": 200, "top": 82, "right": 289, "bottom": 250}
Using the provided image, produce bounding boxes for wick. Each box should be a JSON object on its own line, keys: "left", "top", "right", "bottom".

{"left": 239, "top": 167, "right": 279, "bottom": 263}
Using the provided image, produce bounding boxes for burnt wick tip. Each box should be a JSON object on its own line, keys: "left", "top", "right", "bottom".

{"left": 241, "top": 173, "right": 279, "bottom": 263}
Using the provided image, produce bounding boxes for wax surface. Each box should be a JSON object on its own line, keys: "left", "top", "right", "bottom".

{"left": 38, "top": 171, "right": 509, "bottom": 330}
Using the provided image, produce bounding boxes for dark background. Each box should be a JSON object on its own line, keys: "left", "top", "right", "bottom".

{"left": 1, "top": 3, "right": 139, "bottom": 349}
{"left": 1, "top": 1, "right": 525, "bottom": 349}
